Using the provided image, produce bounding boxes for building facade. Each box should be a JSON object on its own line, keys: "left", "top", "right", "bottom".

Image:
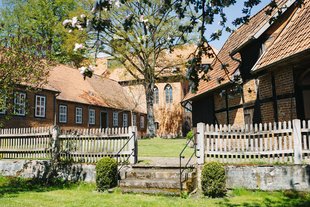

{"left": 184, "top": 0, "right": 310, "bottom": 127}
{"left": 0, "top": 64, "right": 147, "bottom": 136}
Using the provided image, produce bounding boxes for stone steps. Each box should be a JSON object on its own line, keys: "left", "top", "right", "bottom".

{"left": 119, "top": 165, "right": 197, "bottom": 195}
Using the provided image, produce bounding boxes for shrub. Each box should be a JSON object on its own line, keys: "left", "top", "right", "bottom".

{"left": 96, "top": 157, "right": 118, "bottom": 191}
{"left": 201, "top": 162, "right": 226, "bottom": 197}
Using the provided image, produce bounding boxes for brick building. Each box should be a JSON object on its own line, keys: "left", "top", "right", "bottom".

{"left": 184, "top": 0, "right": 310, "bottom": 127}
{"left": 0, "top": 64, "right": 147, "bottom": 136}
{"left": 95, "top": 45, "right": 215, "bottom": 137}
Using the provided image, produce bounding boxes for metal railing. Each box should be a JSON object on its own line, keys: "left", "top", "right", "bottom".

{"left": 116, "top": 131, "right": 136, "bottom": 185}
{"left": 179, "top": 132, "right": 199, "bottom": 193}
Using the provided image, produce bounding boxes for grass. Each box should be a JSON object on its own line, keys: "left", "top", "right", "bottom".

{"left": 138, "top": 137, "right": 194, "bottom": 157}
{"left": 1, "top": 176, "right": 310, "bottom": 207}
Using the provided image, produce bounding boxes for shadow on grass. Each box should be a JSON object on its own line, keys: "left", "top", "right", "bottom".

{"left": 217, "top": 191, "right": 310, "bottom": 207}
{"left": 0, "top": 176, "right": 77, "bottom": 198}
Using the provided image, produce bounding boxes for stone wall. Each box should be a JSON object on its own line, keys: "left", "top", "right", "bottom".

{"left": 0, "top": 160, "right": 96, "bottom": 183}
{"left": 197, "top": 165, "right": 310, "bottom": 192}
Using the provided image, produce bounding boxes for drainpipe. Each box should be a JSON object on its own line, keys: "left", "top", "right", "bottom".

{"left": 54, "top": 92, "right": 60, "bottom": 126}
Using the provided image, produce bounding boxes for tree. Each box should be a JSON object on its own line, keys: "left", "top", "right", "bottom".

{"left": 68, "top": 0, "right": 304, "bottom": 136}
{"left": 0, "top": 0, "right": 92, "bottom": 67}
{"left": 66, "top": 0, "right": 194, "bottom": 137}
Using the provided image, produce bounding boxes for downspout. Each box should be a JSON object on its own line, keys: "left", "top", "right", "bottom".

{"left": 54, "top": 92, "right": 60, "bottom": 126}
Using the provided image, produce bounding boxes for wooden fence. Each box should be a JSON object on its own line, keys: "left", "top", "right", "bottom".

{"left": 196, "top": 119, "right": 310, "bottom": 164}
{"left": 0, "top": 127, "right": 52, "bottom": 159}
{"left": 0, "top": 126, "right": 137, "bottom": 164}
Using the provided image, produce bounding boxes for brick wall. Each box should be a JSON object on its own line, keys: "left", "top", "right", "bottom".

{"left": 1, "top": 90, "right": 56, "bottom": 128}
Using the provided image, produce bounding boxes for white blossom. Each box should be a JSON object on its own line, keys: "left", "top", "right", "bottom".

{"left": 80, "top": 14, "right": 86, "bottom": 19}
{"left": 76, "top": 25, "right": 83, "bottom": 31}
{"left": 72, "top": 17, "right": 78, "bottom": 27}
{"left": 68, "top": 29, "right": 72, "bottom": 33}
{"left": 79, "top": 66, "right": 87, "bottom": 74}
{"left": 74, "top": 43, "right": 84, "bottom": 51}
{"left": 114, "top": 0, "right": 121, "bottom": 7}
{"left": 139, "top": 15, "right": 148, "bottom": 23}
{"left": 62, "top": 19, "right": 72, "bottom": 26}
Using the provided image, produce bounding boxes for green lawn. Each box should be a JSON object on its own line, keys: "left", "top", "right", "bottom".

{"left": 138, "top": 137, "right": 194, "bottom": 157}
{"left": 1, "top": 176, "right": 310, "bottom": 207}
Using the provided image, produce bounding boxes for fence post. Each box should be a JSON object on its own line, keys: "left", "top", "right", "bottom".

{"left": 128, "top": 126, "right": 137, "bottom": 164}
{"left": 293, "top": 119, "right": 303, "bottom": 164}
{"left": 51, "top": 125, "right": 60, "bottom": 164}
{"left": 197, "top": 123, "right": 205, "bottom": 165}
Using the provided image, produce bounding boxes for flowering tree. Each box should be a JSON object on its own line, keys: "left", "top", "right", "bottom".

{"left": 65, "top": 0, "right": 193, "bottom": 137}
{"left": 0, "top": 0, "right": 91, "bottom": 66}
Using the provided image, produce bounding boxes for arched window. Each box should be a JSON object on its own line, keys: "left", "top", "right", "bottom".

{"left": 154, "top": 86, "right": 159, "bottom": 104}
{"left": 165, "top": 84, "right": 173, "bottom": 104}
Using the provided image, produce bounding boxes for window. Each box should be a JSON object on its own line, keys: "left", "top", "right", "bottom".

{"left": 113, "top": 112, "right": 118, "bottom": 127}
{"left": 184, "top": 101, "right": 192, "bottom": 113}
{"left": 89, "top": 109, "right": 95, "bottom": 125}
{"left": 123, "top": 113, "right": 128, "bottom": 127}
{"left": 14, "top": 92, "right": 26, "bottom": 116}
{"left": 154, "top": 86, "right": 159, "bottom": 104}
{"left": 35, "top": 95, "right": 46, "bottom": 118}
{"left": 59, "top": 105, "right": 67, "bottom": 123}
{"left": 75, "top": 107, "right": 83, "bottom": 124}
{"left": 132, "top": 114, "right": 137, "bottom": 126}
{"left": 140, "top": 115, "right": 145, "bottom": 129}
{"left": 165, "top": 84, "right": 173, "bottom": 104}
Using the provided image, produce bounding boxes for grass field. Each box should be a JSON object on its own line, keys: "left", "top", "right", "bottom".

{"left": 138, "top": 137, "right": 194, "bottom": 157}
{"left": 1, "top": 176, "right": 310, "bottom": 207}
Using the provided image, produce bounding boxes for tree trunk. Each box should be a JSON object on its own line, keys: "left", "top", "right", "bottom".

{"left": 144, "top": 81, "right": 156, "bottom": 138}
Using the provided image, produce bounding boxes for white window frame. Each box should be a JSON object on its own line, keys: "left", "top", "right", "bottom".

{"left": 89, "top": 109, "right": 96, "bottom": 125}
{"left": 14, "top": 92, "right": 26, "bottom": 116}
{"left": 140, "top": 115, "right": 145, "bottom": 129}
{"left": 75, "top": 107, "right": 83, "bottom": 124}
{"left": 113, "top": 112, "right": 118, "bottom": 127}
{"left": 123, "top": 113, "right": 128, "bottom": 127}
{"left": 35, "top": 95, "right": 46, "bottom": 118}
{"left": 59, "top": 105, "right": 67, "bottom": 123}
{"left": 132, "top": 114, "right": 137, "bottom": 126}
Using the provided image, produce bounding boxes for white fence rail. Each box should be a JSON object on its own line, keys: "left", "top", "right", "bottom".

{"left": 0, "top": 126, "right": 137, "bottom": 164}
{"left": 196, "top": 119, "right": 310, "bottom": 164}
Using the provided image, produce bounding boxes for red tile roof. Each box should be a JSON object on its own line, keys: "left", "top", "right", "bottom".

{"left": 184, "top": 0, "right": 289, "bottom": 101}
{"left": 253, "top": 0, "right": 310, "bottom": 71}
{"left": 47, "top": 64, "right": 144, "bottom": 113}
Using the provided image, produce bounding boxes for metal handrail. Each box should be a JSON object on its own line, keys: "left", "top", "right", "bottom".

{"left": 116, "top": 132, "right": 136, "bottom": 185}
{"left": 179, "top": 132, "right": 200, "bottom": 193}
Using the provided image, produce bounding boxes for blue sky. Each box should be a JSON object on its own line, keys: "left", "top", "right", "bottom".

{"left": 206, "top": 0, "right": 271, "bottom": 50}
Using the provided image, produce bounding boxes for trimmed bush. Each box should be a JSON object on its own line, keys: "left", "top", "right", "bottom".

{"left": 96, "top": 157, "right": 117, "bottom": 191}
{"left": 201, "top": 162, "right": 226, "bottom": 197}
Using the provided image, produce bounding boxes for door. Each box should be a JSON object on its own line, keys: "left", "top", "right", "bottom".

{"left": 100, "top": 111, "right": 108, "bottom": 128}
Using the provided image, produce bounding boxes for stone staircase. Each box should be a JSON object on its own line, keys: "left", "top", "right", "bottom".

{"left": 119, "top": 164, "right": 197, "bottom": 195}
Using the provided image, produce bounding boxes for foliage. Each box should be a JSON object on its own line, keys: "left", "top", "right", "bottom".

{"left": 95, "top": 157, "right": 118, "bottom": 191}
{"left": 201, "top": 161, "right": 226, "bottom": 198}
{"left": 0, "top": 0, "right": 91, "bottom": 66}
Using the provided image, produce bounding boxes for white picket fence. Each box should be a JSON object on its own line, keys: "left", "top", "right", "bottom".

{"left": 196, "top": 119, "right": 310, "bottom": 164}
{"left": 0, "top": 126, "right": 137, "bottom": 164}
